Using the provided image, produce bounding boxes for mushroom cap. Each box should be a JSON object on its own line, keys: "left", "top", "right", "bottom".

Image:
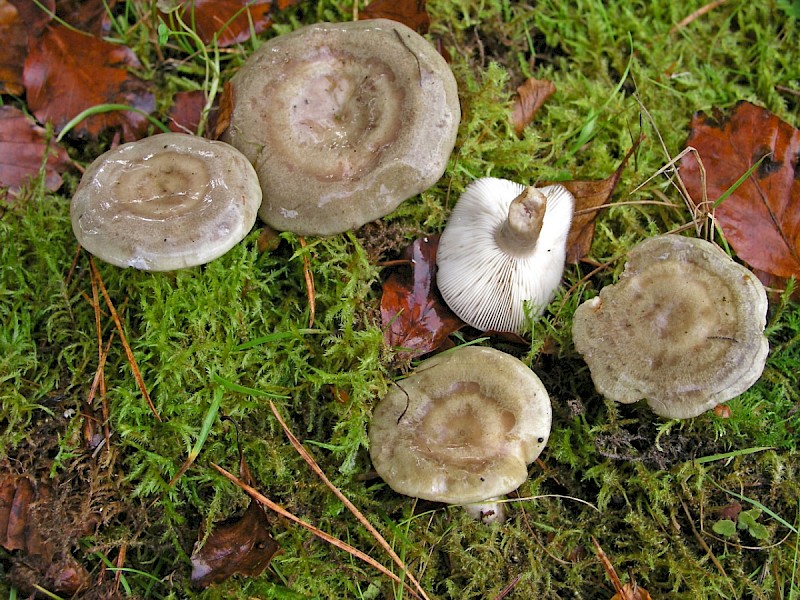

{"left": 436, "top": 177, "right": 574, "bottom": 333}
{"left": 369, "top": 346, "right": 552, "bottom": 504}
{"left": 572, "top": 234, "right": 769, "bottom": 419}
{"left": 71, "top": 132, "right": 261, "bottom": 271}
{"left": 222, "top": 19, "right": 460, "bottom": 236}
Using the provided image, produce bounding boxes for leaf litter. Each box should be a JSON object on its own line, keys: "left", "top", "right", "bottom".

{"left": 681, "top": 101, "right": 800, "bottom": 280}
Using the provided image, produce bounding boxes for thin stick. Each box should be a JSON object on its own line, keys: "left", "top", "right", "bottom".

{"left": 298, "top": 237, "right": 316, "bottom": 327}
{"left": 210, "top": 463, "right": 424, "bottom": 600}
{"left": 592, "top": 536, "right": 628, "bottom": 598}
{"left": 670, "top": 0, "right": 728, "bottom": 34}
{"left": 268, "top": 400, "right": 431, "bottom": 600}
{"left": 89, "top": 258, "right": 162, "bottom": 422}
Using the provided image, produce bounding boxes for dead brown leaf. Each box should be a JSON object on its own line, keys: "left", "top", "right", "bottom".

{"left": 8, "top": 0, "right": 54, "bottom": 34}
{"left": 682, "top": 101, "right": 800, "bottom": 279}
{"left": 0, "top": 105, "right": 73, "bottom": 195}
{"left": 168, "top": 89, "right": 218, "bottom": 135}
{"left": 166, "top": 0, "right": 297, "bottom": 47}
{"left": 0, "top": 0, "right": 26, "bottom": 95}
{"left": 0, "top": 473, "right": 90, "bottom": 596}
{"left": 360, "top": 0, "right": 430, "bottom": 33}
{"left": 511, "top": 77, "right": 556, "bottom": 136}
{"left": 558, "top": 138, "right": 642, "bottom": 263}
{"left": 380, "top": 235, "right": 464, "bottom": 361}
{"left": 23, "top": 24, "right": 155, "bottom": 141}
{"left": 57, "top": 0, "right": 115, "bottom": 35}
{"left": 190, "top": 499, "right": 280, "bottom": 587}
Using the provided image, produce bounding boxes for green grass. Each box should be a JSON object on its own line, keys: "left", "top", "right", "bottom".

{"left": 2, "top": 0, "right": 799, "bottom": 598}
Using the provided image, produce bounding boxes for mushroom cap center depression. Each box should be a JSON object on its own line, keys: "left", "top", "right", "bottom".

{"left": 111, "top": 152, "right": 212, "bottom": 219}
{"left": 415, "top": 381, "right": 518, "bottom": 466}
{"left": 269, "top": 47, "right": 403, "bottom": 181}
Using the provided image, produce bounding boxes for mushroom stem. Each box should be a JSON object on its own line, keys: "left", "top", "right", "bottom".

{"left": 495, "top": 186, "right": 547, "bottom": 256}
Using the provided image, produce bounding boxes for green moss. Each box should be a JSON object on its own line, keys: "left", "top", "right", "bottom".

{"left": 2, "top": 0, "right": 799, "bottom": 598}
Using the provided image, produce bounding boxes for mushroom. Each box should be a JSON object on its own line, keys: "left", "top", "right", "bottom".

{"left": 572, "top": 234, "right": 769, "bottom": 419}
{"left": 369, "top": 345, "right": 552, "bottom": 516}
{"left": 221, "top": 19, "right": 460, "bottom": 236}
{"left": 436, "top": 177, "right": 575, "bottom": 333}
{"left": 70, "top": 132, "right": 261, "bottom": 271}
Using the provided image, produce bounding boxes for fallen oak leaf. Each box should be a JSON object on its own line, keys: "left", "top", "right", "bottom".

{"left": 511, "top": 77, "right": 556, "bottom": 136}
{"left": 681, "top": 101, "right": 800, "bottom": 279}
{"left": 23, "top": 24, "right": 155, "bottom": 141}
{"left": 380, "top": 235, "right": 464, "bottom": 361}
{"left": 0, "top": 105, "right": 73, "bottom": 196}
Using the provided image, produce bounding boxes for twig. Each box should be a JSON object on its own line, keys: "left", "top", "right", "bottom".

{"left": 678, "top": 496, "right": 735, "bottom": 593}
{"left": 492, "top": 573, "right": 522, "bottom": 600}
{"left": 89, "top": 258, "right": 162, "bottom": 422}
{"left": 298, "top": 237, "right": 316, "bottom": 328}
{"left": 210, "top": 463, "right": 425, "bottom": 600}
{"left": 670, "top": 0, "right": 728, "bottom": 34}
{"left": 592, "top": 536, "right": 628, "bottom": 599}
{"left": 268, "top": 400, "right": 431, "bottom": 600}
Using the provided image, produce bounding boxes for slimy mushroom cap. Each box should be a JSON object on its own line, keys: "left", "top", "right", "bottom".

{"left": 369, "top": 346, "right": 552, "bottom": 504}
{"left": 572, "top": 234, "right": 769, "bottom": 419}
{"left": 436, "top": 177, "right": 574, "bottom": 333}
{"left": 70, "top": 132, "right": 261, "bottom": 271}
{"left": 222, "top": 19, "right": 460, "bottom": 236}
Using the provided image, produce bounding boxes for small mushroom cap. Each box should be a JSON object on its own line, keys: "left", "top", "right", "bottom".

{"left": 572, "top": 234, "right": 769, "bottom": 419}
{"left": 369, "top": 346, "right": 552, "bottom": 504}
{"left": 436, "top": 177, "right": 574, "bottom": 333}
{"left": 71, "top": 133, "right": 261, "bottom": 271}
{"left": 222, "top": 19, "right": 460, "bottom": 236}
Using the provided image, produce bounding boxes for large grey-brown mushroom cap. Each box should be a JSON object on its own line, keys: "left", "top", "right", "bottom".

{"left": 369, "top": 346, "right": 552, "bottom": 504}
{"left": 222, "top": 19, "right": 460, "bottom": 236}
{"left": 71, "top": 133, "right": 261, "bottom": 271}
{"left": 572, "top": 234, "right": 769, "bottom": 419}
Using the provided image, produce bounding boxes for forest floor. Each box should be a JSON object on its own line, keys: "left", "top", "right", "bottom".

{"left": 1, "top": 0, "right": 799, "bottom": 598}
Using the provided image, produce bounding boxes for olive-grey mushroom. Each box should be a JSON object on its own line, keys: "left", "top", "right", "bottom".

{"left": 572, "top": 234, "right": 769, "bottom": 419}
{"left": 71, "top": 132, "right": 261, "bottom": 271}
{"left": 436, "top": 177, "right": 574, "bottom": 333}
{"left": 222, "top": 19, "right": 460, "bottom": 236}
{"left": 369, "top": 346, "right": 552, "bottom": 509}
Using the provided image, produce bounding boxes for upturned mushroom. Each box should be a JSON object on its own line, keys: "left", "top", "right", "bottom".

{"left": 71, "top": 132, "right": 261, "bottom": 271}
{"left": 572, "top": 234, "right": 769, "bottom": 419}
{"left": 436, "top": 177, "right": 574, "bottom": 333}
{"left": 221, "top": 19, "right": 460, "bottom": 236}
{"left": 369, "top": 346, "right": 552, "bottom": 517}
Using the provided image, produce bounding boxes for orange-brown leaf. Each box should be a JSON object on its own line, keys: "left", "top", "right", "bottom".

{"left": 681, "top": 101, "right": 800, "bottom": 279}
{"left": 511, "top": 77, "right": 556, "bottom": 136}
{"left": 380, "top": 235, "right": 464, "bottom": 360}
{"left": 0, "top": 0, "right": 26, "bottom": 95}
{"left": 558, "top": 138, "right": 641, "bottom": 263}
{"left": 56, "top": 0, "right": 115, "bottom": 35}
{"left": 360, "top": 0, "right": 430, "bottom": 33}
{"left": 168, "top": 89, "right": 218, "bottom": 136}
{"left": 0, "top": 105, "right": 73, "bottom": 195}
{"left": 169, "top": 0, "right": 295, "bottom": 47}
{"left": 191, "top": 500, "right": 280, "bottom": 587}
{"left": 23, "top": 24, "right": 155, "bottom": 141}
